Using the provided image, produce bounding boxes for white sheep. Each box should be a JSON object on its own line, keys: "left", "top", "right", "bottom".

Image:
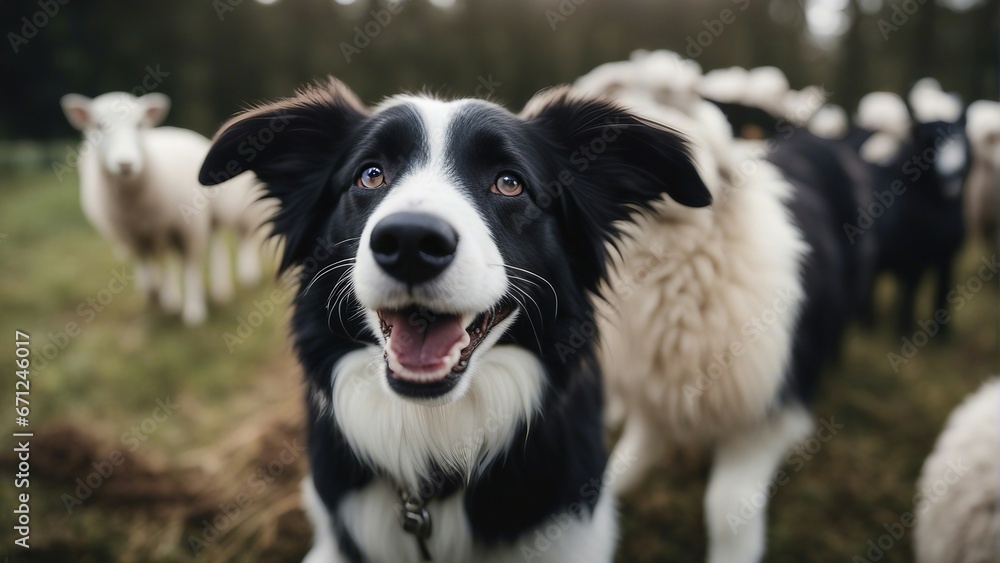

{"left": 964, "top": 100, "right": 1000, "bottom": 246}
{"left": 808, "top": 104, "right": 848, "bottom": 139}
{"left": 914, "top": 377, "right": 1000, "bottom": 563}
{"left": 60, "top": 92, "right": 268, "bottom": 325}
{"left": 855, "top": 91, "right": 912, "bottom": 165}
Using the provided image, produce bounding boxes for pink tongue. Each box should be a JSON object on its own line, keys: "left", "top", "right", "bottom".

{"left": 385, "top": 310, "right": 467, "bottom": 371}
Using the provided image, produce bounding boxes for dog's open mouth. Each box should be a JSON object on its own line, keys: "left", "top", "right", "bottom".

{"left": 377, "top": 303, "right": 513, "bottom": 397}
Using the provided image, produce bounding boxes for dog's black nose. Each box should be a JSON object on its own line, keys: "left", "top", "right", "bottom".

{"left": 370, "top": 212, "right": 458, "bottom": 285}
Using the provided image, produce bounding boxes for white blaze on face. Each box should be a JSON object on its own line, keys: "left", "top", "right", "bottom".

{"left": 352, "top": 98, "right": 508, "bottom": 318}
{"left": 350, "top": 97, "right": 512, "bottom": 394}
{"left": 936, "top": 135, "right": 968, "bottom": 198}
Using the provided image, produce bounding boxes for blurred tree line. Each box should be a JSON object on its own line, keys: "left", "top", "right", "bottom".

{"left": 1, "top": 0, "right": 996, "bottom": 141}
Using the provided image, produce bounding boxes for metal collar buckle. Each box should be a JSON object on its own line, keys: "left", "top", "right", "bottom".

{"left": 397, "top": 489, "right": 433, "bottom": 561}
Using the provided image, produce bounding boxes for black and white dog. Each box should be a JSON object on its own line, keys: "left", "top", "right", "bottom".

{"left": 199, "top": 78, "right": 711, "bottom": 562}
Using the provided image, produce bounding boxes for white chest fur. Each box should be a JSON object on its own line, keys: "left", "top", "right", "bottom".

{"left": 330, "top": 345, "right": 545, "bottom": 492}
{"left": 302, "top": 476, "right": 619, "bottom": 563}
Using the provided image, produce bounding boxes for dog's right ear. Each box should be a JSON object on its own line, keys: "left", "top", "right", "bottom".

{"left": 200, "top": 78, "right": 368, "bottom": 272}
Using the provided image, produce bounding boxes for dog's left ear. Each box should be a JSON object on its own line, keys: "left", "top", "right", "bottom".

{"left": 199, "top": 78, "right": 368, "bottom": 272}
{"left": 521, "top": 87, "right": 711, "bottom": 284}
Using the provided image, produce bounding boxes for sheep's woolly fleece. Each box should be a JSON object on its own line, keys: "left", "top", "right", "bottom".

{"left": 914, "top": 378, "right": 1000, "bottom": 563}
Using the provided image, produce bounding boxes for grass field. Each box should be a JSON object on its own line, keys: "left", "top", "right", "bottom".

{"left": 1, "top": 169, "right": 997, "bottom": 562}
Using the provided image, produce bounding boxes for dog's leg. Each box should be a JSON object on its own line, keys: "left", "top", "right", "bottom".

{"left": 704, "top": 403, "right": 813, "bottom": 563}
{"left": 209, "top": 231, "right": 234, "bottom": 304}
{"left": 608, "top": 411, "right": 667, "bottom": 496}
{"left": 301, "top": 477, "right": 344, "bottom": 563}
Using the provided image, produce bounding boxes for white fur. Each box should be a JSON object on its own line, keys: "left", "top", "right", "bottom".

{"left": 698, "top": 67, "right": 750, "bottom": 104}
{"left": 745, "top": 66, "right": 790, "bottom": 117}
{"left": 302, "top": 478, "right": 343, "bottom": 563}
{"left": 856, "top": 91, "right": 911, "bottom": 138}
{"left": 783, "top": 85, "right": 827, "bottom": 126}
{"left": 809, "top": 104, "right": 848, "bottom": 139}
{"left": 331, "top": 344, "right": 544, "bottom": 493}
{"left": 915, "top": 378, "right": 1000, "bottom": 563}
{"left": 909, "top": 78, "right": 963, "bottom": 124}
{"left": 856, "top": 92, "right": 912, "bottom": 164}
{"left": 704, "top": 404, "right": 813, "bottom": 563}
{"left": 313, "top": 472, "right": 617, "bottom": 563}
{"left": 574, "top": 50, "right": 703, "bottom": 114}
{"left": 61, "top": 92, "right": 269, "bottom": 325}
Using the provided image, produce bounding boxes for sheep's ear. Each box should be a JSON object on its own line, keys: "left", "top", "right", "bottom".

{"left": 521, "top": 87, "right": 710, "bottom": 286}
{"left": 199, "top": 77, "right": 368, "bottom": 272}
{"left": 61, "top": 94, "right": 93, "bottom": 130}
{"left": 140, "top": 93, "right": 171, "bottom": 126}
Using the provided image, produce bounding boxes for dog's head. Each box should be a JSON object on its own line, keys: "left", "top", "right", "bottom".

{"left": 201, "top": 78, "right": 710, "bottom": 403}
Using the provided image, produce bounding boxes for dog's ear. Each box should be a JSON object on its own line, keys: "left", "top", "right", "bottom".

{"left": 521, "top": 87, "right": 711, "bottom": 286}
{"left": 200, "top": 77, "right": 368, "bottom": 272}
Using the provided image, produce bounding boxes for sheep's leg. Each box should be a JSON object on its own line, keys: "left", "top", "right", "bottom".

{"left": 236, "top": 228, "right": 263, "bottom": 288}
{"left": 209, "top": 232, "right": 234, "bottom": 303}
{"left": 608, "top": 411, "right": 667, "bottom": 496}
{"left": 135, "top": 258, "right": 160, "bottom": 305}
{"left": 705, "top": 404, "right": 813, "bottom": 563}
{"left": 181, "top": 251, "right": 207, "bottom": 326}
{"left": 159, "top": 255, "right": 183, "bottom": 314}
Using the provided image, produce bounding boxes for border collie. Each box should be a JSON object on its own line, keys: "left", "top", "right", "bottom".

{"left": 199, "top": 78, "right": 711, "bottom": 562}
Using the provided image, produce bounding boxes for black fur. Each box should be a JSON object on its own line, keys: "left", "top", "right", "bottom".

{"left": 767, "top": 129, "right": 876, "bottom": 402}
{"left": 853, "top": 117, "right": 970, "bottom": 334}
{"left": 200, "top": 79, "right": 710, "bottom": 556}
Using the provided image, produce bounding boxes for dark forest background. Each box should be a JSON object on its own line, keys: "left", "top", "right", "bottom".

{"left": 1, "top": 0, "right": 997, "bottom": 143}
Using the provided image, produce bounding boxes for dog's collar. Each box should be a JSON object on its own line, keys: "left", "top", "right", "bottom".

{"left": 397, "top": 488, "right": 433, "bottom": 561}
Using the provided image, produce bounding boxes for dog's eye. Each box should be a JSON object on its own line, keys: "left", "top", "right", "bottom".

{"left": 491, "top": 174, "right": 523, "bottom": 197}
{"left": 357, "top": 166, "right": 386, "bottom": 189}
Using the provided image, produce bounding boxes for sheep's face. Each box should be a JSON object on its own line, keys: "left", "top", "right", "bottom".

{"left": 967, "top": 101, "right": 1000, "bottom": 172}
{"left": 60, "top": 92, "right": 171, "bottom": 180}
